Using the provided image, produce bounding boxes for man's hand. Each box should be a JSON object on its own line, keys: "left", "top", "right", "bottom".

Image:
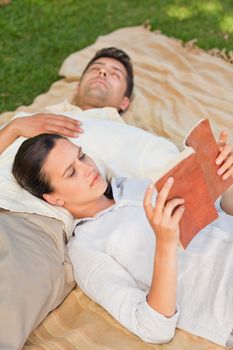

{"left": 10, "top": 113, "right": 83, "bottom": 139}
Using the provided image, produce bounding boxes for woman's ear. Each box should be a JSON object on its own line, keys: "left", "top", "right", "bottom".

{"left": 43, "top": 193, "right": 64, "bottom": 207}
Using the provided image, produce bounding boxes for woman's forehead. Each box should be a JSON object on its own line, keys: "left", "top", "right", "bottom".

{"left": 44, "top": 139, "right": 80, "bottom": 174}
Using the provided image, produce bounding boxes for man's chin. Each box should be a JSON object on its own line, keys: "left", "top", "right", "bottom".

{"left": 85, "top": 91, "right": 110, "bottom": 108}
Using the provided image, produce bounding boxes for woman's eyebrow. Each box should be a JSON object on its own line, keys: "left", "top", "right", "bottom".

{"left": 62, "top": 147, "right": 81, "bottom": 177}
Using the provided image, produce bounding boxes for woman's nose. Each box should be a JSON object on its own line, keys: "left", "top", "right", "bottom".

{"left": 81, "top": 162, "right": 94, "bottom": 177}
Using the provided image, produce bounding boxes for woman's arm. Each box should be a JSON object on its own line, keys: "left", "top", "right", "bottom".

{"left": 68, "top": 242, "right": 179, "bottom": 344}
{"left": 144, "top": 177, "right": 184, "bottom": 317}
{"left": 0, "top": 113, "right": 82, "bottom": 155}
{"left": 220, "top": 184, "right": 233, "bottom": 215}
{"left": 216, "top": 131, "right": 233, "bottom": 215}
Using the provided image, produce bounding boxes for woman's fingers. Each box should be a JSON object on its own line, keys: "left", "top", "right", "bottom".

{"left": 143, "top": 183, "right": 155, "bottom": 220}
{"left": 154, "top": 177, "right": 174, "bottom": 217}
{"left": 144, "top": 177, "right": 185, "bottom": 246}
{"left": 144, "top": 177, "right": 184, "bottom": 223}
{"left": 220, "top": 156, "right": 233, "bottom": 180}
{"left": 162, "top": 198, "right": 185, "bottom": 222}
{"left": 168, "top": 202, "right": 185, "bottom": 226}
{"left": 216, "top": 144, "right": 232, "bottom": 165}
{"left": 215, "top": 131, "right": 233, "bottom": 180}
{"left": 143, "top": 177, "right": 174, "bottom": 222}
{"left": 217, "top": 131, "right": 228, "bottom": 152}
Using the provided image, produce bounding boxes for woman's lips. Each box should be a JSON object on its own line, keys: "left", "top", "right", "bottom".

{"left": 90, "top": 173, "right": 100, "bottom": 187}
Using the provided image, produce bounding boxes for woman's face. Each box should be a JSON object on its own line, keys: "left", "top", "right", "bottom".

{"left": 42, "top": 138, "right": 108, "bottom": 212}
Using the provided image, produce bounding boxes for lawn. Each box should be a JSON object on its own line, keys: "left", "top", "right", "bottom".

{"left": 0, "top": 0, "right": 232, "bottom": 113}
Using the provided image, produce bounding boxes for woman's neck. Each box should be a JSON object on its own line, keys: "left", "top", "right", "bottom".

{"left": 69, "top": 195, "right": 115, "bottom": 219}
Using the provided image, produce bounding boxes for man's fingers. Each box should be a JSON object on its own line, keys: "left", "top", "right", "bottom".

{"left": 39, "top": 115, "right": 84, "bottom": 136}
{"left": 46, "top": 115, "right": 82, "bottom": 131}
{"left": 45, "top": 124, "right": 81, "bottom": 137}
{"left": 52, "top": 114, "right": 82, "bottom": 125}
{"left": 14, "top": 114, "right": 84, "bottom": 139}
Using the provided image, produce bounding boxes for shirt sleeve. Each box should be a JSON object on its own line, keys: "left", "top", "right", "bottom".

{"left": 68, "top": 240, "right": 178, "bottom": 344}
{"left": 139, "top": 135, "right": 179, "bottom": 180}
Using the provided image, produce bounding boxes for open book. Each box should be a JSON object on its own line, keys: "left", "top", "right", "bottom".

{"left": 154, "top": 119, "right": 233, "bottom": 249}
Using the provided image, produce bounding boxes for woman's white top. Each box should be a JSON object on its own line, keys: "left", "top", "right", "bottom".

{"left": 68, "top": 178, "right": 233, "bottom": 347}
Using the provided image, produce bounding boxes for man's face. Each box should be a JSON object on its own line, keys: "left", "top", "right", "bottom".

{"left": 76, "top": 57, "right": 130, "bottom": 112}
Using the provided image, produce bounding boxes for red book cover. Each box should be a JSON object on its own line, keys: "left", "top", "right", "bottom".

{"left": 154, "top": 119, "right": 233, "bottom": 249}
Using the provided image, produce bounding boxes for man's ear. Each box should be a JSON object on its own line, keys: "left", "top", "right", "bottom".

{"left": 120, "top": 96, "right": 130, "bottom": 112}
{"left": 43, "top": 193, "right": 64, "bottom": 207}
{"left": 76, "top": 82, "right": 80, "bottom": 94}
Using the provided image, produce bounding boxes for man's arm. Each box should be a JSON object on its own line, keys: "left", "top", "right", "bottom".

{"left": 0, "top": 113, "right": 82, "bottom": 154}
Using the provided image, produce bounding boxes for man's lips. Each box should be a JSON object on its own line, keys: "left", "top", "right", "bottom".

{"left": 90, "top": 173, "right": 100, "bottom": 187}
{"left": 89, "top": 79, "right": 109, "bottom": 88}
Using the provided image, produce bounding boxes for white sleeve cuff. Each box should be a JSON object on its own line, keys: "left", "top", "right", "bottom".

{"left": 134, "top": 298, "right": 179, "bottom": 343}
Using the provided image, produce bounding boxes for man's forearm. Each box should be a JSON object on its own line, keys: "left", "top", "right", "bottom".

{"left": 0, "top": 120, "right": 19, "bottom": 154}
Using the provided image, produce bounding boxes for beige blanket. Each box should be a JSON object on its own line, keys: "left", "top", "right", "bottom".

{"left": 1, "top": 26, "right": 233, "bottom": 350}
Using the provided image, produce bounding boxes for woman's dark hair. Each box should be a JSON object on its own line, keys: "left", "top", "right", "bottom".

{"left": 12, "top": 133, "right": 66, "bottom": 200}
{"left": 82, "top": 47, "right": 134, "bottom": 99}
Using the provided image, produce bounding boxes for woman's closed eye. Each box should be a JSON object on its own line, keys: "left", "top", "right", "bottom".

{"left": 79, "top": 152, "right": 86, "bottom": 160}
{"left": 68, "top": 153, "right": 86, "bottom": 177}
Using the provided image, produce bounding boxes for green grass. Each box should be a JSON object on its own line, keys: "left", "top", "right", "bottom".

{"left": 0, "top": 0, "right": 232, "bottom": 113}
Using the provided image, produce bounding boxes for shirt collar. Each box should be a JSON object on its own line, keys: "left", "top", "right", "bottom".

{"left": 72, "top": 177, "right": 152, "bottom": 230}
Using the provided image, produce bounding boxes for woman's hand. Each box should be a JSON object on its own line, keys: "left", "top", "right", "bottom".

{"left": 216, "top": 131, "right": 233, "bottom": 180}
{"left": 217, "top": 131, "right": 233, "bottom": 216}
{"left": 143, "top": 177, "right": 185, "bottom": 247}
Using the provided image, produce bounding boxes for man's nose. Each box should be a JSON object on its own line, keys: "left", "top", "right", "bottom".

{"left": 98, "top": 67, "right": 108, "bottom": 78}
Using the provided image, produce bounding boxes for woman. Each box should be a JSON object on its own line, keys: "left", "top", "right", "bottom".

{"left": 12, "top": 132, "right": 233, "bottom": 347}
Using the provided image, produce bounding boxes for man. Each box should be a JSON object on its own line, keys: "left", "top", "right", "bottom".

{"left": 0, "top": 47, "right": 134, "bottom": 154}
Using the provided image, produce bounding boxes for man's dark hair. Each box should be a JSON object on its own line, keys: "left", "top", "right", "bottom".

{"left": 12, "top": 134, "right": 66, "bottom": 200}
{"left": 83, "top": 47, "right": 134, "bottom": 99}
